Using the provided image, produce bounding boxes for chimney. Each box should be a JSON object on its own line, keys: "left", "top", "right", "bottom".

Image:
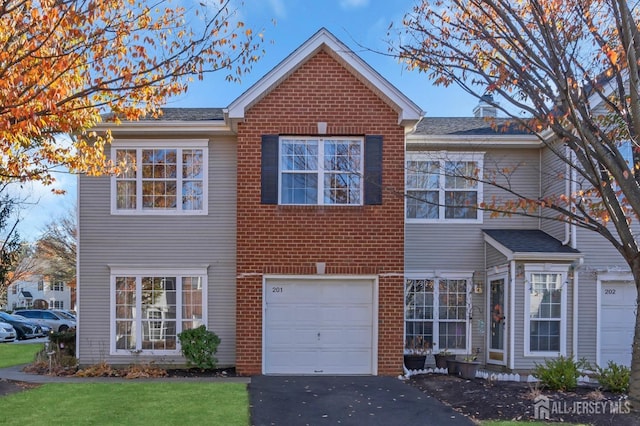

{"left": 473, "top": 93, "right": 498, "bottom": 118}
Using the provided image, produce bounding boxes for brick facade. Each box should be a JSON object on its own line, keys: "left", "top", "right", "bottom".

{"left": 236, "top": 50, "right": 405, "bottom": 375}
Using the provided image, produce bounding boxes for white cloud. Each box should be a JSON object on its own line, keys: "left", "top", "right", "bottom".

{"left": 339, "top": 0, "right": 369, "bottom": 9}
{"left": 268, "top": 0, "right": 287, "bottom": 19}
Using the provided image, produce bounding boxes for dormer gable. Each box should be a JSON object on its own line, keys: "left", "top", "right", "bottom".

{"left": 226, "top": 28, "right": 422, "bottom": 129}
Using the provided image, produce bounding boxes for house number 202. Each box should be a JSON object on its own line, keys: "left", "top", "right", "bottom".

{"left": 272, "top": 287, "right": 284, "bottom": 293}
{"left": 604, "top": 289, "right": 616, "bottom": 295}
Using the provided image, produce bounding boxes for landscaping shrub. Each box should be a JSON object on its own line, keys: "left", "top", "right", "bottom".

{"left": 533, "top": 355, "right": 587, "bottom": 391}
{"left": 50, "top": 330, "right": 76, "bottom": 357}
{"left": 595, "top": 361, "right": 629, "bottom": 393}
{"left": 177, "top": 325, "right": 220, "bottom": 369}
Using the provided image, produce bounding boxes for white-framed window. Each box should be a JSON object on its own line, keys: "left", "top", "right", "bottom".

{"left": 110, "top": 267, "right": 207, "bottom": 354}
{"left": 404, "top": 274, "right": 471, "bottom": 353}
{"left": 37, "top": 280, "right": 44, "bottom": 291}
{"left": 52, "top": 281, "right": 64, "bottom": 292}
{"left": 279, "top": 137, "right": 363, "bottom": 205}
{"left": 406, "top": 152, "right": 484, "bottom": 222}
{"left": 524, "top": 264, "right": 569, "bottom": 357}
{"left": 111, "top": 140, "right": 208, "bottom": 215}
{"left": 50, "top": 300, "right": 64, "bottom": 309}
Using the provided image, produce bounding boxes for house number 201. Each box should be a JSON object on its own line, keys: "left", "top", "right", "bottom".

{"left": 604, "top": 289, "right": 616, "bottom": 295}
{"left": 272, "top": 287, "right": 284, "bottom": 293}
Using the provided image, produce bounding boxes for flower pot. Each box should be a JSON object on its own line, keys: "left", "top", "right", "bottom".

{"left": 404, "top": 354, "right": 427, "bottom": 370}
{"left": 446, "top": 359, "right": 460, "bottom": 375}
{"left": 434, "top": 353, "right": 455, "bottom": 369}
{"left": 458, "top": 361, "right": 480, "bottom": 379}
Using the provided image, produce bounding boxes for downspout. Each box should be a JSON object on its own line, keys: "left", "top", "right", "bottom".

{"left": 562, "top": 146, "right": 572, "bottom": 246}
{"left": 509, "top": 260, "right": 516, "bottom": 370}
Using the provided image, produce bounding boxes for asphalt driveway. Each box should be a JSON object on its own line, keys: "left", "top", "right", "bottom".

{"left": 249, "top": 375, "right": 474, "bottom": 426}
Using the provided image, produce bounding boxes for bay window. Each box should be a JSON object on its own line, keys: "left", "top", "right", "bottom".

{"left": 111, "top": 267, "right": 207, "bottom": 354}
{"left": 111, "top": 140, "right": 207, "bottom": 214}
{"left": 405, "top": 276, "right": 471, "bottom": 353}
{"left": 406, "top": 152, "right": 483, "bottom": 222}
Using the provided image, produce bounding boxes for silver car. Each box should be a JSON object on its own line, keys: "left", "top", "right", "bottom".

{"left": 13, "top": 309, "right": 76, "bottom": 332}
{"left": 0, "top": 321, "right": 16, "bottom": 342}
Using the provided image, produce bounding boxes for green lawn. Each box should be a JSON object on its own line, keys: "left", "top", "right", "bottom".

{"left": 0, "top": 382, "right": 249, "bottom": 426}
{"left": 0, "top": 343, "right": 43, "bottom": 368}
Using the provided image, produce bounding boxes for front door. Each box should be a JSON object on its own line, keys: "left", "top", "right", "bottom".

{"left": 487, "top": 277, "right": 507, "bottom": 365}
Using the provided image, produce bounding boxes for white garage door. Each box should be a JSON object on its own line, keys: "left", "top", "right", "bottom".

{"left": 263, "top": 278, "right": 376, "bottom": 375}
{"left": 600, "top": 280, "right": 637, "bottom": 367}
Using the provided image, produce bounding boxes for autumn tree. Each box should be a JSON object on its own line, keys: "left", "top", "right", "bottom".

{"left": 0, "top": 0, "right": 264, "bottom": 185}
{"left": 393, "top": 0, "right": 640, "bottom": 407}
{"left": 0, "top": 194, "right": 24, "bottom": 306}
{"left": 35, "top": 207, "right": 76, "bottom": 283}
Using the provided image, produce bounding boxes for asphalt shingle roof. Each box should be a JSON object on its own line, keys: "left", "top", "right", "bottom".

{"left": 102, "top": 108, "right": 224, "bottom": 122}
{"left": 414, "top": 117, "right": 532, "bottom": 136}
{"left": 483, "top": 229, "right": 580, "bottom": 254}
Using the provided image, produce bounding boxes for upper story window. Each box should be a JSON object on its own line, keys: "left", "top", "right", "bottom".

{"left": 111, "top": 140, "right": 208, "bottom": 215}
{"left": 261, "top": 135, "right": 383, "bottom": 206}
{"left": 280, "top": 137, "right": 363, "bottom": 205}
{"left": 406, "top": 152, "right": 484, "bottom": 223}
{"left": 52, "top": 281, "right": 64, "bottom": 292}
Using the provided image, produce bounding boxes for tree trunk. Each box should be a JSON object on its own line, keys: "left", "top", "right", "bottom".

{"left": 629, "top": 257, "right": 640, "bottom": 411}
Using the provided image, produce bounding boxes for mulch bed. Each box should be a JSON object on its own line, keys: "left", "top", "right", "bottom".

{"left": 408, "top": 373, "right": 640, "bottom": 425}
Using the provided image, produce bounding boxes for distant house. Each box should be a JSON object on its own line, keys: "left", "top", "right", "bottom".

{"left": 77, "top": 28, "right": 633, "bottom": 375}
{"left": 6, "top": 275, "right": 72, "bottom": 311}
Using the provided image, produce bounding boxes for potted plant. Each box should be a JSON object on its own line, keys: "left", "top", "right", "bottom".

{"left": 403, "top": 336, "right": 430, "bottom": 370}
{"left": 434, "top": 349, "right": 455, "bottom": 369}
{"left": 457, "top": 354, "right": 480, "bottom": 379}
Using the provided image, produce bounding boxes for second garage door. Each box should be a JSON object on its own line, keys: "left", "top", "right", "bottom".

{"left": 600, "top": 280, "right": 636, "bottom": 367}
{"left": 263, "top": 277, "right": 377, "bottom": 375}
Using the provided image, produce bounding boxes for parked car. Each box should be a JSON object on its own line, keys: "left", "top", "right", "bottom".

{"left": 0, "top": 321, "right": 16, "bottom": 343}
{"left": 0, "top": 312, "right": 40, "bottom": 340}
{"left": 38, "top": 324, "right": 52, "bottom": 337}
{"left": 13, "top": 309, "right": 76, "bottom": 332}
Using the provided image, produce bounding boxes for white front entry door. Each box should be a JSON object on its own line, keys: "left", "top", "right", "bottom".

{"left": 263, "top": 277, "right": 376, "bottom": 375}
{"left": 600, "top": 280, "right": 637, "bottom": 367}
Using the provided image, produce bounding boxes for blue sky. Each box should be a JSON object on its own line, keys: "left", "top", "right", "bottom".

{"left": 14, "top": 0, "right": 478, "bottom": 241}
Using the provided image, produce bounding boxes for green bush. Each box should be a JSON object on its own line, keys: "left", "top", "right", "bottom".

{"left": 533, "top": 355, "right": 587, "bottom": 391}
{"left": 50, "top": 330, "right": 76, "bottom": 357}
{"left": 595, "top": 361, "right": 629, "bottom": 393}
{"left": 177, "top": 325, "right": 220, "bottom": 369}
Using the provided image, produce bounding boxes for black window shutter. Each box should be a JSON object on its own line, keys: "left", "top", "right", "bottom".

{"left": 261, "top": 135, "right": 279, "bottom": 204}
{"left": 364, "top": 135, "right": 383, "bottom": 205}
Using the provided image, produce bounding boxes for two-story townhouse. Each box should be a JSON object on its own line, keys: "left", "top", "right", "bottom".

{"left": 78, "top": 28, "right": 421, "bottom": 374}
{"left": 78, "top": 28, "right": 635, "bottom": 376}
{"left": 6, "top": 275, "right": 72, "bottom": 311}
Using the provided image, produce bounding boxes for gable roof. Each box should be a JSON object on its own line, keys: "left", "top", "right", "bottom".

{"left": 483, "top": 229, "right": 581, "bottom": 262}
{"left": 226, "top": 28, "right": 423, "bottom": 127}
